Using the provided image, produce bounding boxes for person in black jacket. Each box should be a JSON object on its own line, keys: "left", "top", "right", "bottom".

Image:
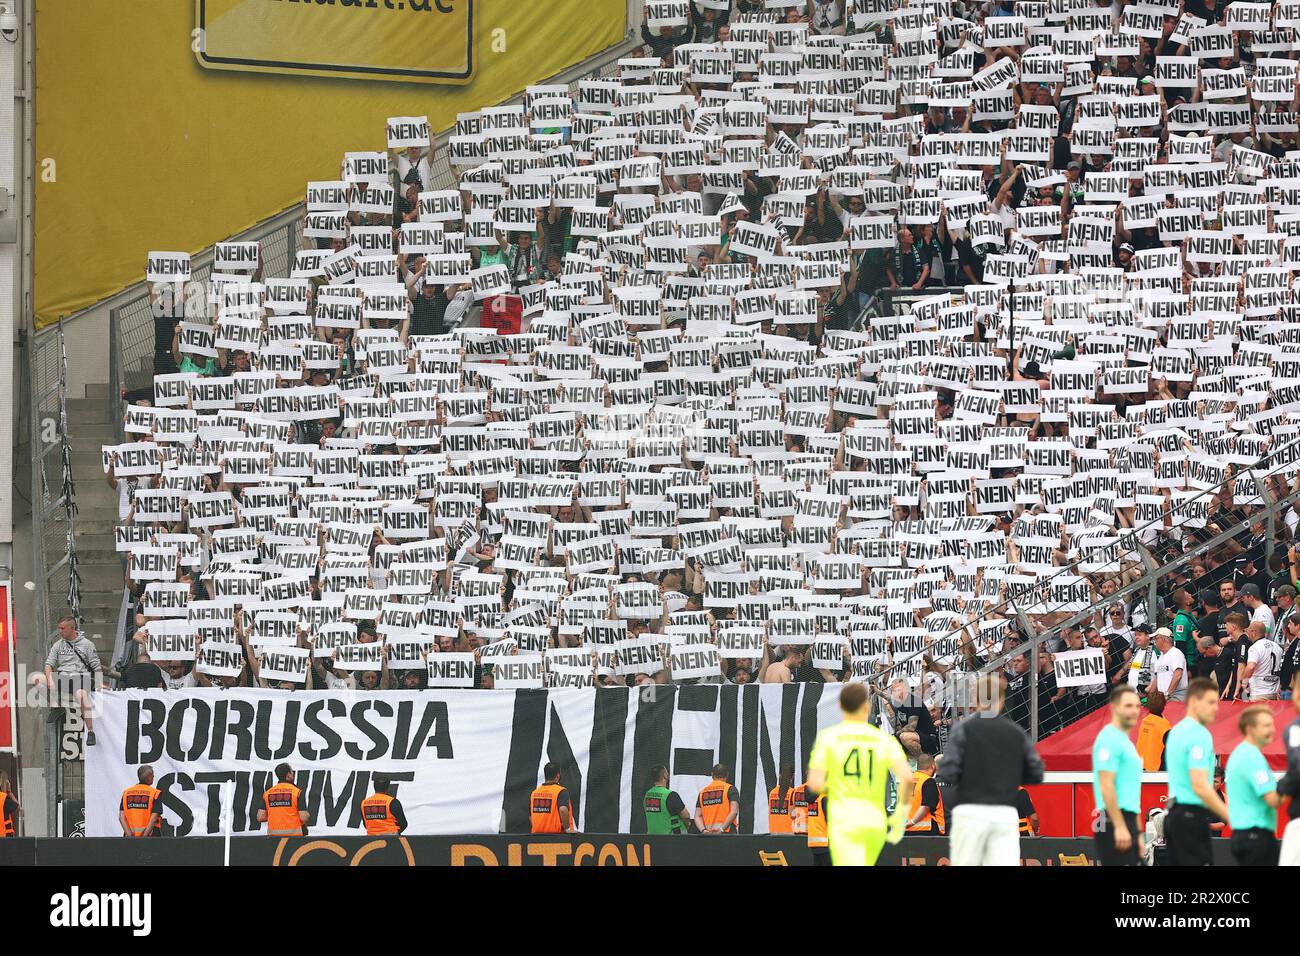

{"left": 1278, "top": 615, "right": 1300, "bottom": 694}
{"left": 690, "top": 0, "right": 729, "bottom": 44}
{"left": 640, "top": 4, "right": 693, "bottom": 61}
{"left": 937, "top": 675, "right": 1045, "bottom": 866}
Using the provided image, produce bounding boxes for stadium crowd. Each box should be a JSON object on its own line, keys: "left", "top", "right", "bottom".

{"left": 87, "top": 0, "right": 1300, "bottom": 754}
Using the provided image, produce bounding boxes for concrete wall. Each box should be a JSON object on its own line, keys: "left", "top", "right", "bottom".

{"left": 5, "top": 0, "right": 46, "bottom": 834}
{"left": 1, "top": 2, "right": 17, "bottom": 544}
{"left": 58, "top": 302, "right": 109, "bottom": 399}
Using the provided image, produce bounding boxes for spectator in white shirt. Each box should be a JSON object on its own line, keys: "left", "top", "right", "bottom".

{"left": 394, "top": 145, "right": 432, "bottom": 192}
{"left": 159, "top": 658, "right": 196, "bottom": 690}
{"left": 807, "top": 0, "right": 846, "bottom": 34}
{"left": 1100, "top": 602, "right": 1134, "bottom": 647}
{"left": 1125, "top": 625, "right": 1157, "bottom": 693}
{"left": 1285, "top": 502, "right": 1300, "bottom": 537}
{"left": 1240, "top": 583, "right": 1275, "bottom": 634}
{"left": 1153, "top": 630, "right": 1188, "bottom": 702}
{"left": 1241, "top": 622, "right": 1282, "bottom": 701}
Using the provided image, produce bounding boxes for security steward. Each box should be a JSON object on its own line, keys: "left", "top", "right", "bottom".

{"left": 1015, "top": 786, "right": 1038, "bottom": 836}
{"left": 694, "top": 763, "right": 740, "bottom": 834}
{"left": 530, "top": 762, "right": 575, "bottom": 834}
{"left": 806, "top": 787, "right": 830, "bottom": 865}
{"left": 768, "top": 764, "right": 795, "bottom": 834}
{"left": 360, "top": 775, "right": 408, "bottom": 835}
{"left": 258, "top": 762, "right": 311, "bottom": 837}
{"left": 904, "top": 753, "right": 946, "bottom": 834}
{"left": 119, "top": 765, "right": 162, "bottom": 838}
{"left": 0, "top": 773, "right": 20, "bottom": 837}
{"left": 643, "top": 765, "right": 691, "bottom": 834}
{"left": 790, "top": 778, "right": 810, "bottom": 836}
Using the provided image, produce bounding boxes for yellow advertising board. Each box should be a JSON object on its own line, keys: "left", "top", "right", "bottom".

{"left": 197, "top": 0, "right": 475, "bottom": 83}
{"left": 34, "top": 0, "right": 627, "bottom": 327}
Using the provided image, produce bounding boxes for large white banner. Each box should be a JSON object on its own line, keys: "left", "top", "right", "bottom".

{"left": 86, "top": 685, "right": 842, "bottom": 837}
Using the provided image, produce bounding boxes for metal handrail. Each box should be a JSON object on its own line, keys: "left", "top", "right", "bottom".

{"left": 987, "top": 482, "right": 1300, "bottom": 734}
{"left": 27, "top": 319, "right": 81, "bottom": 833}
{"left": 988, "top": 486, "right": 1294, "bottom": 679}
{"left": 843, "top": 269, "right": 1300, "bottom": 698}
{"left": 865, "top": 355, "right": 1300, "bottom": 699}
{"left": 879, "top": 439, "right": 1300, "bottom": 688}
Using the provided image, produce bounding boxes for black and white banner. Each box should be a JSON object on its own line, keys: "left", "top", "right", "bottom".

{"left": 86, "top": 686, "right": 840, "bottom": 837}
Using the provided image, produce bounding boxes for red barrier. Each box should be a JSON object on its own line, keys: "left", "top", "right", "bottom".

{"left": 1038, "top": 700, "right": 1293, "bottom": 771}
{"left": 1029, "top": 778, "right": 1288, "bottom": 838}
{"left": 0, "top": 581, "right": 15, "bottom": 752}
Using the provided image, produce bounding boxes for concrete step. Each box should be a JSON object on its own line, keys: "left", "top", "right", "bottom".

{"left": 80, "top": 628, "right": 118, "bottom": 645}
{"left": 73, "top": 518, "right": 118, "bottom": 537}
{"left": 85, "top": 383, "right": 112, "bottom": 400}
{"left": 78, "top": 616, "right": 116, "bottom": 635}
{"left": 74, "top": 590, "right": 124, "bottom": 611}
{"left": 79, "top": 608, "right": 121, "bottom": 626}
{"left": 77, "top": 532, "right": 117, "bottom": 552}
{"left": 72, "top": 509, "right": 118, "bottom": 529}
{"left": 66, "top": 398, "right": 108, "bottom": 425}
{"left": 72, "top": 448, "right": 111, "bottom": 466}
{"left": 80, "top": 549, "right": 122, "bottom": 565}
{"left": 124, "top": 371, "right": 153, "bottom": 393}
{"left": 67, "top": 423, "right": 121, "bottom": 445}
{"left": 76, "top": 564, "right": 126, "bottom": 592}
{"left": 71, "top": 470, "right": 112, "bottom": 489}
{"left": 69, "top": 482, "right": 115, "bottom": 509}
{"left": 79, "top": 613, "right": 121, "bottom": 631}
{"left": 73, "top": 477, "right": 113, "bottom": 503}
{"left": 69, "top": 451, "right": 108, "bottom": 472}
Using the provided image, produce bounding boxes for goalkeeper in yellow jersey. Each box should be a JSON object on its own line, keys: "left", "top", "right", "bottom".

{"left": 806, "top": 683, "right": 914, "bottom": 866}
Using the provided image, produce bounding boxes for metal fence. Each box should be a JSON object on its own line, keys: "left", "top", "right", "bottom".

{"left": 880, "top": 437, "right": 1300, "bottom": 745}
{"left": 80, "top": 8, "right": 641, "bottom": 831}
{"left": 26, "top": 320, "right": 83, "bottom": 829}
{"left": 849, "top": 282, "right": 1300, "bottom": 743}
{"left": 28, "top": 320, "right": 79, "bottom": 650}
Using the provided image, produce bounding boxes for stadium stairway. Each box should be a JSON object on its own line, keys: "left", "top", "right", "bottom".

{"left": 121, "top": 350, "right": 153, "bottom": 397}
{"left": 65, "top": 382, "right": 124, "bottom": 665}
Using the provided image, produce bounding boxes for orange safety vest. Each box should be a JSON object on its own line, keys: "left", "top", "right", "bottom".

{"left": 697, "top": 779, "right": 736, "bottom": 832}
{"left": 1017, "top": 788, "right": 1034, "bottom": 835}
{"left": 1136, "top": 713, "right": 1171, "bottom": 772}
{"left": 906, "top": 770, "right": 945, "bottom": 833}
{"left": 807, "top": 794, "right": 828, "bottom": 848}
{"left": 768, "top": 786, "right": 793, "bottom": 834}
{"left": 360, "top": 792, "right": 400, "bottom": 835}
{"left": 0, "top": 790, "right": 15, "bottom": 837}
{"left": 263, "top": 782, "right": 304, "bottom": 836}
{"left": 120, "top": 784, "right": 160, "bottom": 837}
{"left": 530, "top": 783, "right": 568, "bottom": 834}
{"left": 789, "top": 784, "right": 810, "bottom": 834}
